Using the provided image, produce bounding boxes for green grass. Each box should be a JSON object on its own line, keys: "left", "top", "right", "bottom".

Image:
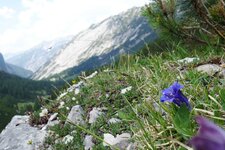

{"left": 39, "top": 43, "right": 224, "bottom": 149}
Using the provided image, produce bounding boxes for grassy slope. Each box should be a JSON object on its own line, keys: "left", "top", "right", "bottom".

{"left": 40, "top": 42, "right": 225, "bottom": 149}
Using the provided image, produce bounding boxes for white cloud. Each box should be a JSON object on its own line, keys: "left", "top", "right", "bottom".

{"left": 0, "top": 0, "right": 149, "bottom": 55}
{"left": 0, "top": 6, "right": 15, "bottom": 19}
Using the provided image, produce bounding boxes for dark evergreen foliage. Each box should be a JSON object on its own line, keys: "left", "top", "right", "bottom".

{"left": 144, "top": 0, "right": 225, "bottom": 47}
{"left": 0, "top": 71, "right": 62, "bottom": 131}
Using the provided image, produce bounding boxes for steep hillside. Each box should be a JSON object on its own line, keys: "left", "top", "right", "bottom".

{"left": 6, "top": 64, "right": 33, "bottom": 78}
{"left": 7, "top": 36, "right": 73, "bottom": 72}
{"left": 32, "top": 7, "right": 156, "bottom": 80}
{"left": 0, "top": 53, "right": 8, "bottom": 72}
{"left": 0, "top": 71, "right": 56, "bottom": 131}
{"left": 0, "top": 53, "right": 33, "bottom": 78}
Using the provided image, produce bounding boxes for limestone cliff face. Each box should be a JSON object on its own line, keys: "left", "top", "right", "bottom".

{"left": 32, "top": 7, "right": 156, "bottom": 80}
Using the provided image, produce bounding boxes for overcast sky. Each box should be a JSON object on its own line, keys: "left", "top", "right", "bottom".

{"left": 0, "top": 0, "right": 149, "bottom": 56}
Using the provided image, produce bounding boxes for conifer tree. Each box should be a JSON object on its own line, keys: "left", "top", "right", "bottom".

{"left": 145, "top": 0, "right": 225, "bottom": 47}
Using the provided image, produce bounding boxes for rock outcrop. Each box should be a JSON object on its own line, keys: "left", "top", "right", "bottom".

{"left": 0, "top": 116, "right": 47, "bottom": 150}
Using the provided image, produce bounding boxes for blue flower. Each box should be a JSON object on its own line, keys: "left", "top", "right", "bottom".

{"left": 160, "top": 81, "right": 191, "bottom": 109}
{"left": 190, "top": 116, "right": 225, "bottom": 150}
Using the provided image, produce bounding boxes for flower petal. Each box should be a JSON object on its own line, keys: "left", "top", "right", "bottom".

{"left": 171, "top": 81, "right": 184, "bottom": 91}
{"left": 190, "top": 136, "right": 225, "bottom": 150}
{"left": 190, "top": 116, "right": 225, "bottom": 150}
{"left": 196, "top": 116, "right": 225, "bottom": 142}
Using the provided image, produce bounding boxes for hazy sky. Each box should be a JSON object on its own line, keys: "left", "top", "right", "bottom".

{"left": 0, "top": 0, "right": 149, "bottom": 55}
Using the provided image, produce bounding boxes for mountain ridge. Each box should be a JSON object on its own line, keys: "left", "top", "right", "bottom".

{"left": 6, "top": 36, "right": 74, "bottom": 72}
{"left": 0, "top": 52, "right": 32, "bottom": 78}
{"left": 32, "top": 7, "right": 156, "bottom": 80}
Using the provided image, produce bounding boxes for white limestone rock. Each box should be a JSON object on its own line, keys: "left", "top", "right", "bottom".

{"left": 108, "top": 118, "right": 121, "bottom": 124}
{"left": 39, "top": 108, "right": 48, "bottom": 117}
{"left": 58, "top": 101, "right": 65, "bottom": 109}
{"left": 75, "top": 88, "right": 80, "bottom": 95}
{"left": 103, "top": 133, "right": 131, "bottom": 149}
{"left": 121, "top": 86, "right": 132, "bottom": 94}
{"left": 0, "top": 115, "right": 47, "bottom": 150}
{"left": 177, "top": 57, "right": 199, "bottom": 64}
{"left": 85, "top": 71, "right": 98, "bottom": 79}
{"left": 89, "top": 107, "right": 104, "bottom": 124}
{"left": 42, "top": 120, "right": 60, "bottom": 131}
{"left": 196, "top": 64, "right": 222, "bottom": 76}
{"left": 67, "top": 105, "right": 85, "bottom": 125}
{"left": 49, "top": 113, "right": 58, "bottom": 121}
{"left": 62, "top": 135, "right": 74, "bottom": 144}
{"left": 84, "top": 135, "right": 95, "bottom": 150}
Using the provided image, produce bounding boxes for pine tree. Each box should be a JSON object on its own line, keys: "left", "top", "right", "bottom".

{"left": 145, "top": 0, "right": 225, "bottom": 47}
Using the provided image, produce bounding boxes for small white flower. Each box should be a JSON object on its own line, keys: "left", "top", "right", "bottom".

{"left": 58, "top": 101, "right": 65, "bottom": 109}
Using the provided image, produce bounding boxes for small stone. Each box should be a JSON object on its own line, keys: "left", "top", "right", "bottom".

{"left": 177, "top": 57, "right": 199, "bottom": 64}
{"left": 85, "top": 71, "right": 98, "bottom": 79}
{"left": 67, "top": 105, "right": 85, "bottom": 125}
{"left": 49, "top": 113, "right": 58, "bottom": 121}
{"left": 196, "top": 64, "right": 222, "bottom": 76}
{"left": 121, "top": 86, "right": 132, "bottom": 94}
{"left": 55, "top": 138, "right": 61, "bottom": 144}
{"left": 72, "top": 97, "right": 76, "bottom": 101}
{"left": 75, "top": 88, "right": 80, "bottom": 95}
{"left": 58, "top": 101, "right": 65, "bottom": 109}
{"left": 89, "top": 107, "right": 104, "bottom": 124}
{"left": 108, "top": 118, "right": 121, "bottom": 124}
{"left": 42, "top": 120, "right": 60, "bottom": 131}
{"left": 103, "top": 133, "right": 131, "bottom": 148}
{"left": 62, "top": 135, "right": 74, "bottom": 144}
{"left": 106, "top": 93, "right": 110, "bottom": 98}
{"left": 39, "top": 108, "right": 48, "bottom": 117}
{"left": 126, "top": 143, "right": 137, "bottom": 150}
{"left": 75, "top": 81, "right": 84, "bottom": 88}
{"left": 84, "top": 135, "right": 95, "bottom": 150}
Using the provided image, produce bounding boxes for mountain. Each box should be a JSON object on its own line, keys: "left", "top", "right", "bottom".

{"left": 0, "top": 53, "right": 8, "bottom": 72}
{"left": 6, "top": 64, "right": 33, "bottom": 78}
{"left": 32, "top": 7, "right": 157, "bottom": 80}
{"left": 6, "top": 36, "right": 74, "bottom": 73}
{"left": 0, "top": 53, "right": 32, "bottom": 78}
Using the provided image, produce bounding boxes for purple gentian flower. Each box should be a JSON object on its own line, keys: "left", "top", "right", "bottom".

{"left": 190, "top": 116, "right": 225, "bottom": 150}
{"left": 160, "top": 81, "right": 191, "bottom": 109}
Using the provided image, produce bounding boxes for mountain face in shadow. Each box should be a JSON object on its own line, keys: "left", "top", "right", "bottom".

{"left": 0, "top": 53, "right": 32, "bottom": 78}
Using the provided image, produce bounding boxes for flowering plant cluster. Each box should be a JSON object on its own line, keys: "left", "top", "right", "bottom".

{"left": 160, "top": 81, "right": 225, "bottom": 150}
